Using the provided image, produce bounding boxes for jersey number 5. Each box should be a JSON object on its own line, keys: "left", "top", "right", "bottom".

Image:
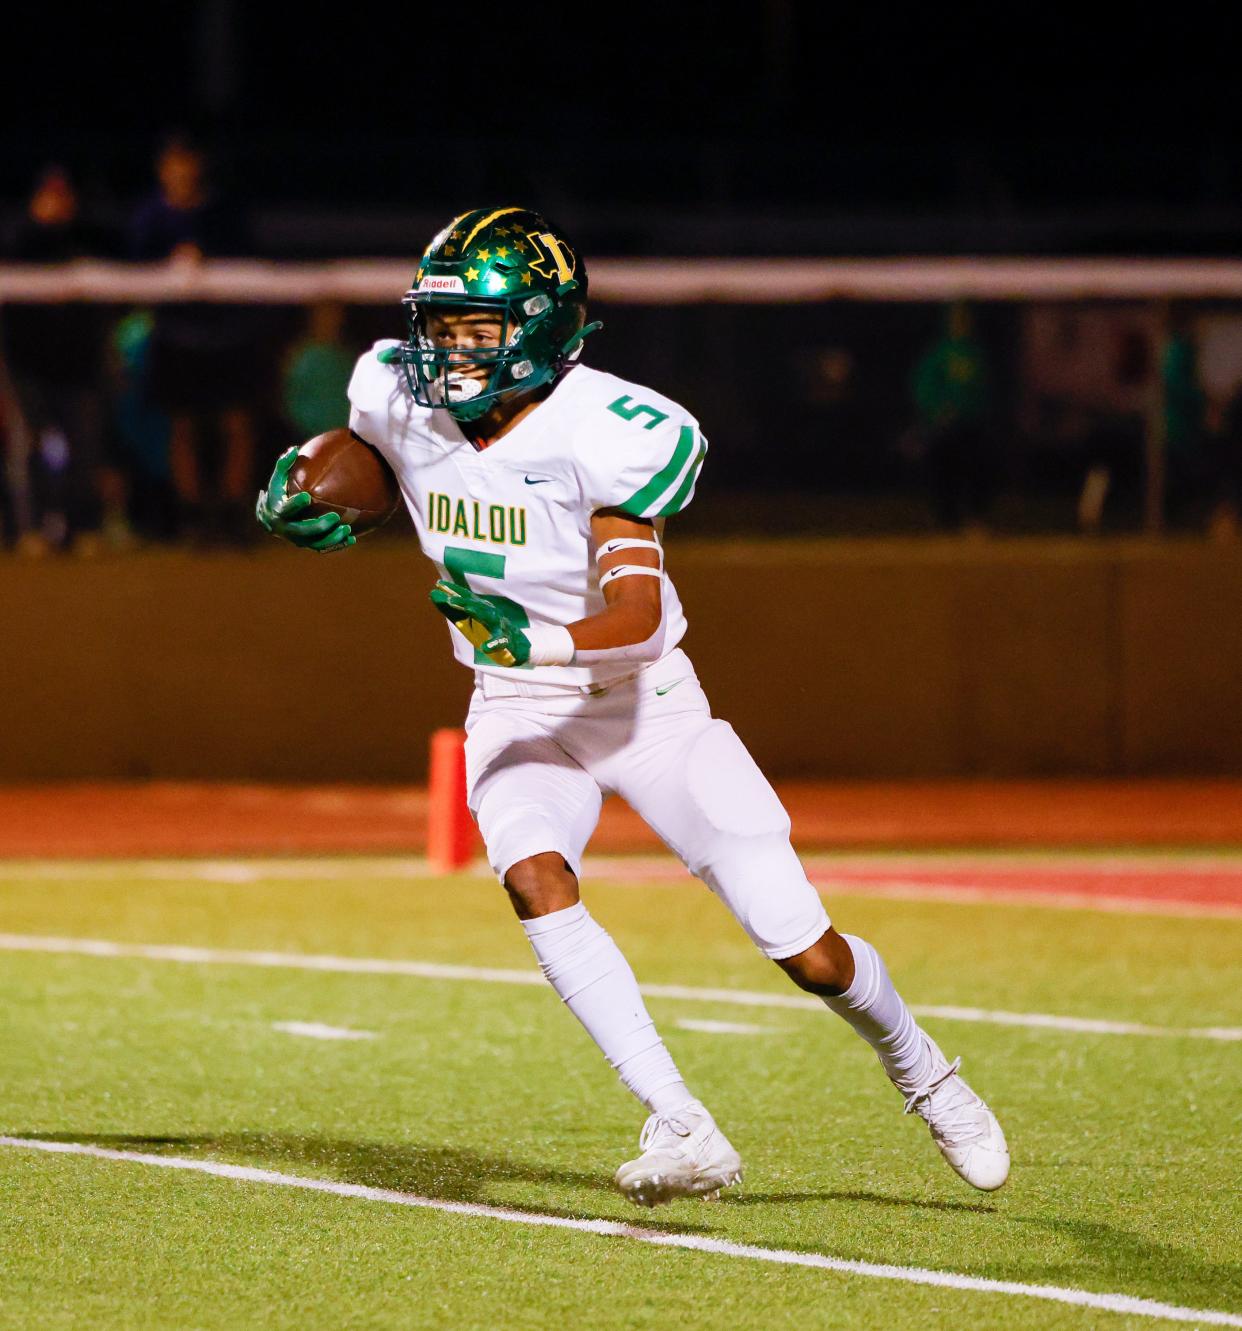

{"left": 441, "top": 546, "right": 530, "bottom": 666}
{"left": 608, "top": 395, "right": 669, "bottom": 431}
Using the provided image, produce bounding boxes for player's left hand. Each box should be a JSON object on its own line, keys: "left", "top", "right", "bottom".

{"left": 430, "top": 580, "right": 531, "bottom": 667}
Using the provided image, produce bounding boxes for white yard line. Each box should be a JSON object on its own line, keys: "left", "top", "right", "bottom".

{"left": 1, "top": 932, "right": 1238, "bottom": 1043}
{"left": 806, "top": 853, "right": 1242, "bottom": 872}
{"left": 0, "top": 1136, "right": 1236, "bottom": 1327}
{"left": 194, "top": 864, "right": 263, "bottom": 883}
{"left": 1, "top": 854, "right": 1240, "bottom": 918}
{"left": 0, "top": 858, "right": 437, "bottom": 882}
{"left": 271, "top": 1021, "right": 376, "bottom": 1041}
{"left": 674, "top": 1018, "right": 782, "bottom": 1035}
{"left": 806, "top": 878, "right": 1242, "bottom": 920}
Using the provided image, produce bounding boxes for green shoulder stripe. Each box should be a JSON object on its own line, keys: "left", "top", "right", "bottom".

{"left": 617, "top": 425, "right": 695, "bottom": 517}
{"left": 657, "top": 440, "right": 707, "bottom": 516}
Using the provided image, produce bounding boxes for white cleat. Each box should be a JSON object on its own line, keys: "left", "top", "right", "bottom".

{"left": 614, "top": 1103, "right": 743, "bottom": 1207}
{"left": 902, "top": 1043, "right": 1010, "bottom": 1192}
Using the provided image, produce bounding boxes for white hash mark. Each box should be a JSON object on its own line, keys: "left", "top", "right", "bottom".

{"left": 674, "top": 1019, "right": 783, "bottom": 1035}
{"left": 271, "top": 1021, "right": 377, "bottom": 1041}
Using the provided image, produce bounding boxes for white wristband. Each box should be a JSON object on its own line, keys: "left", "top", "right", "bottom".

{"left": 523, "top": 624, "right": 576, "bottom": 667}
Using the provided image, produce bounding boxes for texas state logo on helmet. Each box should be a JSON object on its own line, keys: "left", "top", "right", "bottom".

{"left": 382, "top": 206, "right": 603, "bottom": 423}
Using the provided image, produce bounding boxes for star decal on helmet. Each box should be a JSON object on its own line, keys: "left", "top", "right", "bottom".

{"left": 521, "top": 271, "right": 532, "bottom": 285}
{"left": 495, "top": 246, "right": 509, "bottom": 258}
{"left": 476, "top": 248, "right": 491, "bottom": 262}
{"left": 465, "top": 266, "right": 480, "bottom": 281}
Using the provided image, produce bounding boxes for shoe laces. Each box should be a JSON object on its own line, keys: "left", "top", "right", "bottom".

{"left": 902, "top": 1057, "right": 988, "bottom": 1145}
{"left": 638, "top": 1110, "right": 695, "bottom": 1154}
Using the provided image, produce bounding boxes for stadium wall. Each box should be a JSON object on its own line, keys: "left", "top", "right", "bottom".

{"left": 4, "top": 539, "right": 1240, "bottom": 781}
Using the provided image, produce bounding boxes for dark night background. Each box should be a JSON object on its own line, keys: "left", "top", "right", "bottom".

{"left": 2, "top": 1, "right": 1242, "bottom": 794}
{"left": 5, "top": 4, "right": 1242, "bottom": 256}
{"left": 4, "top": 3, "right": 1242, "bottom": 545}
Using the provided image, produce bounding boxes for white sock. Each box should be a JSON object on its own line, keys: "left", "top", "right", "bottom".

{"left": 822, "top": 933, "right": 939, "bottom": 1093}
{"left": 522, "top": 902, "right": 694, "bottom": 1116}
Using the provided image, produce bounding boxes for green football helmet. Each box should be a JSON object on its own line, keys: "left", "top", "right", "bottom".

{"left": 382, "top": 206, "right": 603, "bottom": 424}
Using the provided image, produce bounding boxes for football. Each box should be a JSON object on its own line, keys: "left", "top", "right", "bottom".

{"left": 286, "top": 429, "right": 401, "bottom": 535}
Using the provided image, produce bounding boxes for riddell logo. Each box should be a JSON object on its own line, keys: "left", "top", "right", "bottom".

{"left": 418, "top": 275, "right": 467, "bottom": 293}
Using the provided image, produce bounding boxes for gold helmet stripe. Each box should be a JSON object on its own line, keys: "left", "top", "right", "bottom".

{"left": 460, "top": 206, "right": 524, "bottom": 252}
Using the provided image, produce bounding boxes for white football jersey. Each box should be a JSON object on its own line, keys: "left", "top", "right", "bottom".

{"left": 347, "top": 341, "right": 708, "bottom": 686}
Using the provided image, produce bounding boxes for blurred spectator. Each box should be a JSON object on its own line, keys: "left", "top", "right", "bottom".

{"left": 281, "top": 302, "right": 354, "bottom": 440}
{"left": 1208, "top": 390, "right": 1242, "bottom": 542}
{"left": 911, "top": 303, "right": 993, "bottom": 531}
{"left": 1161, "top": 311, "right": 1203, "bottom": 458}
{"left": 1160, "top": 305, "right": 1206, "bottom": 529}
{"left": 12, "top": 165, "right": 111, "bottom": 261}
{"left": 2, "top": 166, "right": 125, "bottom": 553}
{"left": 107, "top": 311, "right": 175, "bottom": 541}
{"left": 127, "top": 136, "right": 258, "bottom": 545}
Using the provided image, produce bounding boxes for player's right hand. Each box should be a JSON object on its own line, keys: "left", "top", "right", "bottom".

{"left": 430, "top": 580, "right": 529, "bottom": 667}
{"left": 255, "top": 448, "right": 356, "bottom": 553}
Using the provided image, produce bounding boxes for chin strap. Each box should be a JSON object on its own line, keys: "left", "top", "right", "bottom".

{"left": 560, "top": 321, "right": 604, "bottom": 362}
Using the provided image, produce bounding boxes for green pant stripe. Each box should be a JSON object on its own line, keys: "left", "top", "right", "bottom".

{"left": 657, "top": 442, "right": 707, "bottom": 516}
{"left": 617, "top": 425, "right": 695, "bottom": 516}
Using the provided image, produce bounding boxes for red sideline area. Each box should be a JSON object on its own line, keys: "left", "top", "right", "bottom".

{"left": 805, "top": 860, "right": 1242, "bottom": 913}
{"left": 3, "top": 778, "right": 1242, "bottom": 857}
{"left": 3, "top": 778, "right": 1241, "bottom": 911}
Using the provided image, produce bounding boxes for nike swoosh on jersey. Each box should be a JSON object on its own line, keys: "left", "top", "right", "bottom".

{"left": 655, "top": 678, "right": 687, "bottom": 696}
{"left": 524, "top": 475, "right": 553, "bottom": 485}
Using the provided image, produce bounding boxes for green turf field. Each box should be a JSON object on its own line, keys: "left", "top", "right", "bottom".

{"left": 0, "top": 859, "right": 1239, "bottom": 1329}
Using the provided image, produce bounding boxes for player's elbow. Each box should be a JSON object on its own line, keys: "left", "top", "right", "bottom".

{"left": 615, "top": 600, "right": 665, "bottom": 659}
{"left": 571, "top": 591, "right": 667, "bottom": 666}
{"left": 625, "top": 629, "right": 665, "bottom": 662}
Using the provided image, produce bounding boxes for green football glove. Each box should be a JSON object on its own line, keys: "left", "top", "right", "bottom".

{"left": 255, "top": 447, "right": 356, "bottom": 553}
{"left": 430, "top": 580, "right": 530, "bottom": 667}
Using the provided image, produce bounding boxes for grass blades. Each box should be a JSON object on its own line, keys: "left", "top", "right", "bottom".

{"left": 0, "top": 859, "right": 1239, "bottom": 1329}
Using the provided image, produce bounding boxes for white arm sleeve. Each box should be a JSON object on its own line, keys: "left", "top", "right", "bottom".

{"left": 568, "top": 587, "right": 669, "bottom": 666}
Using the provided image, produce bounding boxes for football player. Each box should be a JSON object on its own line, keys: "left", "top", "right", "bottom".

{"left": 257, "top": 207, "right": 1009, "bottom": 1205}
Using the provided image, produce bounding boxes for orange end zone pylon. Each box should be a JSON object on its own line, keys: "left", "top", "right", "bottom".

{"left": 427, "top": 728, "right": 478, "bottom": 873}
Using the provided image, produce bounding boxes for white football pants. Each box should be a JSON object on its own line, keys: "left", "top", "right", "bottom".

{"left": 464, "top": 647, "right": 831, "bottom": 959}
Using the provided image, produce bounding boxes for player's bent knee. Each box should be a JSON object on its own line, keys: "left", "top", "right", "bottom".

{"left": 775, "top": 928, "right": 855, "bottom": 996}
{"left": 503, "top": 852, "right": 580, "bottom": 920}
{"left": 695, "top": 833, "right": 830, "bottom": 962}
